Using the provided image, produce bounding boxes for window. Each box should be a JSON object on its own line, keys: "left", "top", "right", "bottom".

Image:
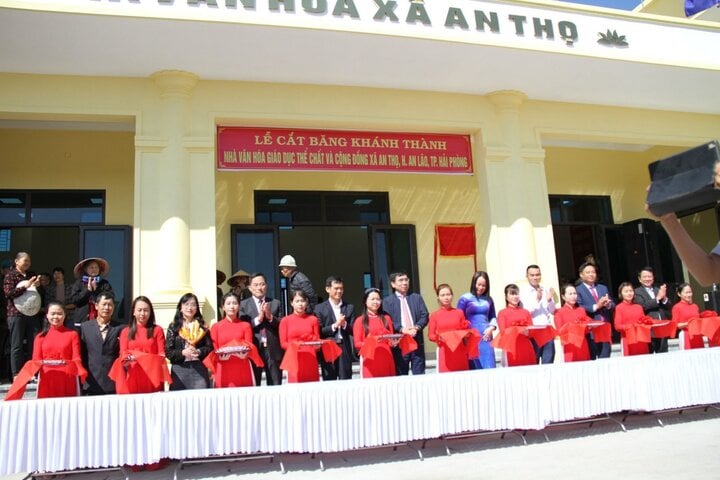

{"left": 255, "top": 191, "right": 389, "bottom": 225}
{"left": 0, "top": 192, "right": 27, "bottom": 224}
{"left": 0, "top": 190, "right": 104, "bottom": 225}
{"left": 549, "top": 195, "right": 612, "bottom": 224}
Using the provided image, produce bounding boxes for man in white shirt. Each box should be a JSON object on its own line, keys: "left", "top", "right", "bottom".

{"left": 521, "top": 264, "right": 556, "bottom": 364}
{"left": 240, "top": 273, "right": 284, "bottom": 385}
{"left": 314, "top": 275, "right": 355, "bottom": 380}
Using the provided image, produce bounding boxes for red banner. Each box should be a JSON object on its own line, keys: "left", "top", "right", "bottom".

{"left": 217, "top": 127, "right": 473, "bottom": 174}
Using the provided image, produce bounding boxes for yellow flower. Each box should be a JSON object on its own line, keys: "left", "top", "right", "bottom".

{"left": 179, "top": 320, "right": 206, "bottom": 346}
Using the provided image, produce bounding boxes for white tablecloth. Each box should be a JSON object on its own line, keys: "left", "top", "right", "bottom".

{"left": 2, "top": 348, "right": 719, "bottom": 474}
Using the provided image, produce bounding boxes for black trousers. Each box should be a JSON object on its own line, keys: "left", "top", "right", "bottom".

{"left": 7, "top": 314, "right": 40, "bottom": 376}
{"left": 253, "top": 345, "right": 283, "bottom": 386}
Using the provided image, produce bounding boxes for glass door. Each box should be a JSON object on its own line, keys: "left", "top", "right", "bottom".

{"left": 369, "top": 225, "right": 419, "bottom": 297}
{"left": 80, "top": 226, "right": 132, "bottom": 322}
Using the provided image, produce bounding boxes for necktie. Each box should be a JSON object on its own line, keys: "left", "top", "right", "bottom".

{"left": 590, "top": 286, "right": 599, "bottom": 302}
{"left": 257, "top": 299, "right": 267, "bottom": 346}
{"left": 333, "top": 304, "right": 343, "bottom": 342}
{"left": 401, "top": 296, "right": 413, "bottom": 330}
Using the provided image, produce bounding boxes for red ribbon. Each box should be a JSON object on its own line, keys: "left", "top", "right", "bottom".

{"left": 279, "top": 340, "right": 342, "bottom": 377}
{"left": 558, "top": 321, "right": 612, "bottom": 348}
{"left": 621, "top": 318, "right": 677, "bottom": 345}
{"left": 438, "top": 329, "right": 481, "bottom": 359}
{"left": 687, "top": 314, "right": 720, "bottom": 340}
{"left": 203, "top": 340, "right": 264, "bottom": 375}
{"left": 4, "top": 359, "right": 88, "bottom": 401}
{"left": 358, "top": 334, "right": 417, "bottom": 360}
{"left": 492, "top": 325, "right": 557, "bottom": 356}
{"left": 108, "top": 350, "right": 172, "bottom": 394}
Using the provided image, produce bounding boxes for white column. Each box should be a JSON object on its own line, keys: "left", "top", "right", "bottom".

{"left": 481, "top": 90, "right": 559, "bottom": 292}
{"left": 134, "top": 70, "right": 203, "bottom": 328}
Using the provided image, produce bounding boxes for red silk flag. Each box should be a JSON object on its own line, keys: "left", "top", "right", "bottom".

{"left": 434, "top": 224, "right": 477, "bottom": 290}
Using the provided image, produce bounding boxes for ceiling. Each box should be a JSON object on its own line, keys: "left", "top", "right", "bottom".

{"left": 0, "top": 6, "right": 718, "bottom": 119}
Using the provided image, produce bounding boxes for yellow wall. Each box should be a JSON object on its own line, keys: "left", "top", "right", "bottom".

{"left": 544, "top": 145, "right": 689, "bottom": 223}
{"left": 215, "top": 168, "right": 484, "bottom": 304}
{"left": 0, "top": 128, "right": 135, "bottom": 224}
{"left": 1, "top": 72, "right": 719, "bottom": 322}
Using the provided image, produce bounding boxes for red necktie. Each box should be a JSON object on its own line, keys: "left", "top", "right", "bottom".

{"left": 590, "top": 286, "right": 599, "bottom": 302}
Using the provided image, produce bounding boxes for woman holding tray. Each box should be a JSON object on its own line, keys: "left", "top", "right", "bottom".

{"left": 614, "top": 283, "right": 651, "bottom": 356}
{"left": 4, "top": 302, "right": 87, "bottom": 400}
{"left": 672, "top": 283, "right": 707, "bottom": 350}
{"left": 279, "top": 290, "right": 323, "bottom": 383}
{"left": 496, "top": 284, "right": 536, "bottom": 367}
{"left": 428, "top": 284, "right": 479, "bottom": 372}
{"left": 353, "top": 288, "right": 399, "bottom": 378}
{"left": 207, "top": 291, "right": 260, "bottom": 388}
{"left": 554, "top": 284, "right": 611, "bottom": 362}
{"left": 113, "top": 296, "right": 170, "bottom": 394}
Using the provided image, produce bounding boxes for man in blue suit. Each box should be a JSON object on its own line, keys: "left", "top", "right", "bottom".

{"left": 576, "top": 262, "right": 614, "bottom": 359}
{"left": 383, "top": 271, "right": 429, "bottom": 375}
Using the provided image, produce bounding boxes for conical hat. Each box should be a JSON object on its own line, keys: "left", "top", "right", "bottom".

{"left": 73, "top": 257, "right": 110, "bottom": 277}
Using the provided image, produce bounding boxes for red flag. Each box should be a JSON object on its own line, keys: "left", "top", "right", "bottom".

{"left": 434, "top": 224, "right": 477, "bottom": 290}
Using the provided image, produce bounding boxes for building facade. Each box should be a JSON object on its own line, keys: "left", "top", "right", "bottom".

{"left": 1, "top": 0, "right": 718, "bottom": 328}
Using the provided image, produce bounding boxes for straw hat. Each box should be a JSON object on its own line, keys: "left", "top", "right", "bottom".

{"left": 73, "top": 257, "right": 110, "bottom": 277}
{"left": 227, "top": 269, "right": 250, "bottom": 287}
{"left": 216, "top": 270, "right": 227, "bottom": 285}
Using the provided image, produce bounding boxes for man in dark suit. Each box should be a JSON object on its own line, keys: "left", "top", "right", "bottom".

{"left": 240, "top": 272, "right": 284, "bottom": 386}
{"left": 80, "top": 291, "right": 125, "bottom": 395}
{"left": 315, "top": 275, "right": 355, "bottom": 380}
{"left": 383, "top": 271, "right": 429, "bottom": 375}
{"left": 634, "top": 266, "right": 670, "bottom": 353}
{"left": 576, "top": 262, "right": 614, "bottom": 359}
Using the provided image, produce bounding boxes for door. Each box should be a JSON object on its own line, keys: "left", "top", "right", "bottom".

{"left": 230, "top": 223, "right": 420, "bottom": 314}
{"left": 369, "top": 225, "right": 419, "bottom": 297}
{"left": 80, "top": 226, "right": 132, "bottom": 322}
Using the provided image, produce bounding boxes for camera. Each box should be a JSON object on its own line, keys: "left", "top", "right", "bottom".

{"left": 82, "top": 275, "right": 100, "bottom": 284}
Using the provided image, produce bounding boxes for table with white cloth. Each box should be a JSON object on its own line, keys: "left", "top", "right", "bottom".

{"left": 2, "top": 348, "right": 720, "bottom": 475}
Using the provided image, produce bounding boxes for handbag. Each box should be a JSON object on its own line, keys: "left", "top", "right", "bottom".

{"left": 14, "top": 280, "right": 41, "bottom": 316}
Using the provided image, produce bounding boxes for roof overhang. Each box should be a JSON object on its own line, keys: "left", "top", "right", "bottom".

{"left": 1, "top": 0, "right": 719, "bottom": 114}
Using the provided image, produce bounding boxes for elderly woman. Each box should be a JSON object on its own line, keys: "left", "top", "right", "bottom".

{"left": 3, "top": 251, "right": 41, "bottom": 379}
{"left": 226, "top": 269, "right": 252, "bottom": 301}
{"left": 165, "top": 293, "right": 212, "bottom": 390}
{"left": 67, "top": 257, "right": 113, "bottom": 329}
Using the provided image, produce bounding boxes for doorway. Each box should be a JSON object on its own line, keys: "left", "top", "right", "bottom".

{"left": 231, "top": 190, "right": 420, "bottom": 313}
{"left": 0, "top": 225, "right": 133, "bottom": 322}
